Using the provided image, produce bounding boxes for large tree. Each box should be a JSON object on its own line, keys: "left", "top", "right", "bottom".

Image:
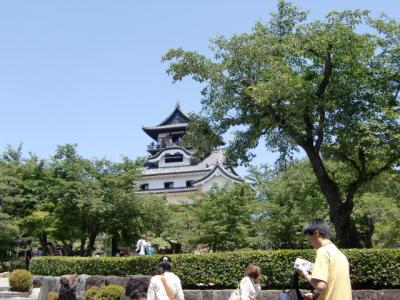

{"left": 163, "top": 1, "right": 400, "bottom": 247}
{"left": 94, "top": 157, "right": 143, "bottom": 255}
{"left": 247, "top": 161, "right": 328, "bottom": 249}
{"left": 189, "top": 184, "right": 256, "bottom": 251}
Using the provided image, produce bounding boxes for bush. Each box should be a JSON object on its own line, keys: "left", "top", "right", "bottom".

{"left": 85, "top": 286, "right": 101, "bottom": 300}
{"left": 30, "top": 249, "right": 400, "bottom": 289}
{"left": 85, "top": 285, "right": 124, "bottom": 300}
{"left": 9, "top": 269, "right": 32, "bottom": 292}
{"left": 1, "top": 258, "right": 26, "bottom": 272}
{"left": 47, "top": 291, "right": 58, "bottom": 300}
{"left": 10, "top": 258, "right": 26, "bottom": 271}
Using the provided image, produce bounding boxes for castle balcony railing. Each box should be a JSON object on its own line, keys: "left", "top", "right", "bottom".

{"left": 147, "top": 140, "right": 183, "bottom": 151}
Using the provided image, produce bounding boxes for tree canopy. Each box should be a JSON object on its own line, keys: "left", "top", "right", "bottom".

{"left": 163, "top": 1, "right": 400, "bottom": 247}
{"left": 0, "top": 144, "right": 149, "bottom": 257}
{"left": 189, "top": 184, "right": 256, "bottom": 251}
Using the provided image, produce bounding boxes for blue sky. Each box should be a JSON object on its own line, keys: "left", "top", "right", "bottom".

{"left": 0, "top": 1, "right": 398, "bottom": 175}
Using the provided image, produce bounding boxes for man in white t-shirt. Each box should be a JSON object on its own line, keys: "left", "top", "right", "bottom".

{"left": 135, "top": 234, "right": 147, "bottom": 255}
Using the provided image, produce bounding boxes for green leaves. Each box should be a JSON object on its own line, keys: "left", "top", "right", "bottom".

{"left": 30, "top": 249, "right": 400, "bottom": 289}
{"left": 0, "top": 143, "right": 145, "bottom": 255}
{"left": 248, "top": 160, "right": 328, "bottom": 249}
{"left": 163, "top": 0, "right": 400, "bottom": 248}
{"left": 189, "top": 184, "right": 257, "bottom": 251}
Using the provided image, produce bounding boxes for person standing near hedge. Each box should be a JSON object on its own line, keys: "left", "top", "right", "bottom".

{"left": 239, "top": 264, "right": 262, "bottom": 300}
{"left": 147, "top": 256, "right": 185, "bottom": 300}
{"left": 297, "top": 218, "right": 352, "bottom": 300}
{"left": 229, "top": 264, "right": 261, "bottom": 300}
{"left": 135, "top": 234, "right": 148, "bottom": 256}
{"left": 25, "top": 247, "right": 33, "bottom": 270}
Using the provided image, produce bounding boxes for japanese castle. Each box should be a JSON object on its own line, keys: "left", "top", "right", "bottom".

{"left": 136, "top": 103, "right": 243, "bottom": 203}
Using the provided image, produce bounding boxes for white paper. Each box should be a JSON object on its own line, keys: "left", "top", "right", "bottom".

{"left": 293, "top": 257, "right": 313, "bottom": 272}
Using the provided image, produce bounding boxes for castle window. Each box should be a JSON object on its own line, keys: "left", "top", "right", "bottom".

{"left": 164, "top": 182, "right": 174, "bottom": 189}
{"left": 186, "top": 180, "right": 194, "bottom": 187}
{"left": 165, "top": 153, "right": 183, "bottom": 163}
{"left": 140, "top": 184, "right": 149, "bottom": 190}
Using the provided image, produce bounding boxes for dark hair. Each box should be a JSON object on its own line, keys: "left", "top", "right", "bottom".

{"left": 158, "top": 256, "right": 172, "bottom": 273}
{"left": 303, "top": 218, "right": 331, "bottom": 239}
{"left": 245, "top": 264, "right": 261, "bottom": 280}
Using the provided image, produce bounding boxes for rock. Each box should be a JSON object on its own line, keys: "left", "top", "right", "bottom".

{"left": 85, "top": 275, "right": 106, "bottom": 289}
{"left": 182, "top": 290, "right": 202, "bottom": 300}
{"left": 105, "top": 275, "right": 131, "bottom": 288}
{"left": 37, "top": 276, "right": 60, "bottom": 300}
{"left": 75, "top": 274, "right": 91, "bottom": 300}
{"left": 123, "top": 276, "right": 151, "bottom": 300}
{"left": 58, "top": 275, "right": 78, "bottom": 300}
{"left": 32, "top": 276, "right": 44, "bottom": 288}
{"left": 382, "top": 289, "right": 400, "bottom": 300}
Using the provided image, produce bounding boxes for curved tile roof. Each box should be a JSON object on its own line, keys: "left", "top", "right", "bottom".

{"left": 148, "top": 146, "right": 193, "bottom": 160}
{"left": 140, "top": 149, "right": 240, "bottom": 181}
{"left": 136, "top": 186, "right": 198, "bottom": 194}
{"left": 142, "top": 104, "right": 191, "bottom": 140}
{"left": 192, "top": 163, "right": 243, "bottom": 185}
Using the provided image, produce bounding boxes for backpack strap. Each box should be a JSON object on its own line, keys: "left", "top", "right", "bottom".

{"left": 160, "top": 275, "right": 175, "bottom": 300}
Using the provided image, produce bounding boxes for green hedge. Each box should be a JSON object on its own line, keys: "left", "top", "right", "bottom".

{"left": 30, "top": 249, "right": 400, "bottom": 289}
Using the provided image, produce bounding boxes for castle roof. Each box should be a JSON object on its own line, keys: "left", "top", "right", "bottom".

{"left": 140, "top": 149, "right": 241, "bottom": 181}
{"left": 136, "top": 186, "right": 198, "bottom": 195}
{"left": 142, "top": 103, "right": 190, "bottom": 140}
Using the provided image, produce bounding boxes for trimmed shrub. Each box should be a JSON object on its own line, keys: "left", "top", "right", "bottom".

{"left": 98, "top": 285, "right": 125, "bottom": 300}
{"left": 9, "top": 269, "right": 32, "bottom": 292}
{"left": 30, "top": 249, "right": 400, "bottom": 289}
{"left": 85, "top": 285, "right": 124, "bottom": 300}
{"left": 47, "top": 291, "right": 59, "bottom": 300}
{"left": 85, "top": 286, "right": 101, "bottom": 300}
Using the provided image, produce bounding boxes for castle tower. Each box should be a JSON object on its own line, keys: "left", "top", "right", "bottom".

{"left": 136, "top": 103, "right": 243, "bottom": 203}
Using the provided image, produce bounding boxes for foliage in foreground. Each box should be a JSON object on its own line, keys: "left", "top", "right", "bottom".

{"left": 85, "top": 285, "right": 125, "bottom": 300}
{"left": 9, "top": 269, "right": 32, "bottom": 292}
{"left": 47, "top": 291, "right": 59, "bottom": 300}
{"left": 30, "top": 249, "right": 400, "bottom": 289}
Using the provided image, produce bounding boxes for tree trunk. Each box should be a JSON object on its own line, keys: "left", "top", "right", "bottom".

{"left": 111, "top": 236, "right": 118, "bottom": 256}
{"left": 304, "top": 146, "right": 362, "bottom": 248}
{"left": 85, "top": 231, "right": 97, "bottom": 256}
{"left": 79, "top": 237, "right": 85, "bottom": 256}
{"left": 63, "top": 243, "right": 73, "bottom": 256}
{"left": 38, "top": 233, "right": 47, "bottom": 255}
{"left": 359, "top": 215, "right": 374, "bottom": 248}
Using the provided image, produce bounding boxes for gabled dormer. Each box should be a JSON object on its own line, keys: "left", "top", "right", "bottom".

{"left": 148, "top": 147, "right": 193, "bottom": 167}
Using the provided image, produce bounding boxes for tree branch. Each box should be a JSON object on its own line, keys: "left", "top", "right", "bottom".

{"left": 316, "top": 43, "right": 333, "bottom": 97}
{"left": 315, "top": 107, "right": 325, "bottom": 152}
{"left": 313, "top": 44, "right": 332, "bottom": 151}
{"left": 366, "top": 158, "right": 399, "bottom": 179}
{"left": 345, "top": 155, "right": 398, "bottom": 205}
{"left": 303, "top": 107, "right": 314, "bottom": 146}
{"left": 265, "top": 103, "right": 305, "bottom": 146}
{"left": 358, "top": 148, "right": 366, "bottom": 176}
{"left": 337, "top": 153, "right": 361, "bottom": 173}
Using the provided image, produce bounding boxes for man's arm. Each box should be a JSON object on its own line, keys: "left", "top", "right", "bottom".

{"left": 299, "top": 269, "right": 327, "bottom": 299}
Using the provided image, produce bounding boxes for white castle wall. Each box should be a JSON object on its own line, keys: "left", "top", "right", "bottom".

{"left": 136, "top": 173, "right": 205, "bottom": 190}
